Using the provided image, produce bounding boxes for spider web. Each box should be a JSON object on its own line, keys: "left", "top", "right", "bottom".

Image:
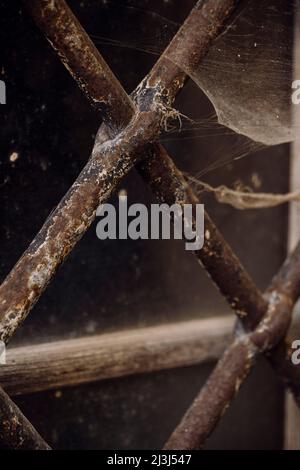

{"left": 165, "top": 0, "right": 294, "bottom": 146}
{"left": 93, "top": 0, "right": 294, "bottom": 146}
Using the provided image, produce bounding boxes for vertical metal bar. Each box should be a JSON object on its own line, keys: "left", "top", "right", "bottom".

{"left": 284, "top": 1, "right": 300, "bottom": 450}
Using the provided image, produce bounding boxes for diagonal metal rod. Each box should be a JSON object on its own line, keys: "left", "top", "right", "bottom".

{"left": 23, "top": 0, "right": 300, "bottom": 397}
{"left": 164, "top": 242, "right": 300, "bottom": 449}
{"left": 0, "top": 387, "right": 51, "bottom": 450}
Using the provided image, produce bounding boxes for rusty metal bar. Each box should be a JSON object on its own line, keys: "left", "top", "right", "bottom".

{"left": 0, "top": 387, "right": 51, "bottom": 450}
{"left": 164, "top": 242, "right": 300, "bottom": 449}
{"left": 24, "top": 0, "right": 136, "bottom": 132}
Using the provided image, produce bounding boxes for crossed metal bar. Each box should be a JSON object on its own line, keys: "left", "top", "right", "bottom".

{"left": 0, "top": 0, "right": 299, "bottom": 450}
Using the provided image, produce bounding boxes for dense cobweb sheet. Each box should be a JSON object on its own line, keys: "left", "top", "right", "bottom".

{"left": 93, "top": 0, "right": 293, "bottom": 146}
{"left": 166, "top": 0, "right": 294, "bottom": 145}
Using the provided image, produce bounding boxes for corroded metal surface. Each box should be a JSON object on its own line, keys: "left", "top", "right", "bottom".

{"left": 25, "top": 0, "right": 136, "bottom": 131}
{"left": 0, "top": 106, "right": 163, "bottom": 344}
{"left": 0, "top": 387, "right": 50, "bottom": 450}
